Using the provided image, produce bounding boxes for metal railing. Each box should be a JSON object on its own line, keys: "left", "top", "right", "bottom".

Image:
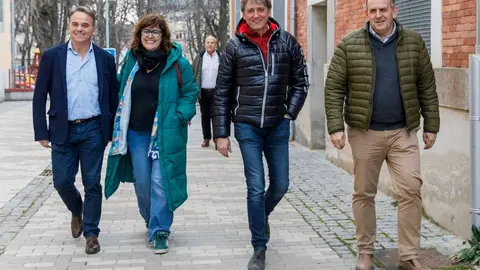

{"left": 6, "top": 66, "right": 37, "bottom": 92}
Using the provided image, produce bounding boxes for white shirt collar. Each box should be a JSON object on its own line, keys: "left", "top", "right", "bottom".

{"left": 369, "top": 22, "right": 397, "bottom": 43}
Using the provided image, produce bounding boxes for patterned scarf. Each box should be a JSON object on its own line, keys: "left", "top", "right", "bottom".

{"left": 109, "top": 62, "right": 160, "bottom": 160}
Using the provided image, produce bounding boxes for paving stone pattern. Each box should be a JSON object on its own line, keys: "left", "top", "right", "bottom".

{"left": 0, "top": 103, "right": 467, "bottom": 270}
{"left": 0, "top": 168, "right": 54, "bottom": 256}
{"left": 286, "top": 145, "right": 467, "bottom": 263}
{"left": 0, "top": 101, "right": 51, "bottom": 208}
{"left": 0, "top": 113, "right": 351, "bottom": 270}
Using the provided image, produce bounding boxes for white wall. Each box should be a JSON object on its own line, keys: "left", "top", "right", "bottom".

{"left": 430, "top": 0, "right": 443, "bottom": 67}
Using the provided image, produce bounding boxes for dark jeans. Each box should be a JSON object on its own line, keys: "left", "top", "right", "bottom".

{"left": 51, "top": 117, "right": 105, "bottom": 238}
{"left": 127, "top": 129, "right": 174, "bottom": 242}
{"left": 234, "top": 118, "right": 291, "bottom": 251}
{"left": 199, "top": 88, "right": 214, "bottom": 139}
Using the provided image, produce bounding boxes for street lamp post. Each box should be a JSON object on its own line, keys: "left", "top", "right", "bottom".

{"left": 105, "top": 0, "right": 110, "bottom": 48}
{"left": 10, "top": 0, "right": 15, "bottom": 89}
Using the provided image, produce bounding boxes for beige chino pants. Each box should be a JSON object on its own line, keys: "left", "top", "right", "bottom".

{"left": 347, "top": 127, "right": 422, "bottom": 261}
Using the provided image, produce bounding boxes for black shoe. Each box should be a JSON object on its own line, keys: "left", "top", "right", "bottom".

{"left": 85, "top": 236, "right": 101, "bottom": 255}
{"left": 201, "top": 139, "right": 210, "bottom": 147}
{"left": 248, "top": 249, "right": 266, "bottom": 270}
{"left": 71, "top": 215, "right": 83, "bottom": 239}
{"left": 265, "top": 218, "right": 270, "bottom": 242}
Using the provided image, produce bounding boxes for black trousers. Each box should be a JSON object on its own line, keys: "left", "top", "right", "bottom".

{"left": 199, "top": 88, "right": 214, "bottom": 139}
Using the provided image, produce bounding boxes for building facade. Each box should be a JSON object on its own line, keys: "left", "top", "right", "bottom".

{"left": 311, "top": 0, "right": 474, "bottom": 238}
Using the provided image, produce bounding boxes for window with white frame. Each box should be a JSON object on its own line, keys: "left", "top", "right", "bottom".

{"left": 235, "top": 0, "right": 241, "bottom": 26}
{"left": 0, "top": 0, "right": 4, "bottom": 33}
{"left": 395, "top": 0, "right": 432, "bottom": 54}
{"left": 271, "top": 0, "right": 286, "bottom": 29}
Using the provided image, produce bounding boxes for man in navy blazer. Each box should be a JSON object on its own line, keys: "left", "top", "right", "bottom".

{"left": 32, "top": 6, "right": 118, "bottom": 255}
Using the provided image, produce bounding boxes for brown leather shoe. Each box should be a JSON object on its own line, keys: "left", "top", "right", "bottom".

{"left": 399, "top": 259, "right": 431, "bottom": 270}
{"left": 201, "top": 139, "right": 210, "bottom": 147}
{"left": 356, "top": 254, "right": 374, "bottom": 270}
{"left": 85, "top": 236, "right": 101, "bottom": 254}
{"left": 71, "top": 215, "right": 82, "bottom": 239}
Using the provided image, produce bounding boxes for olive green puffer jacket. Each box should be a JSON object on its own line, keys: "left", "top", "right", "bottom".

{"left": 324, "top": 22, "right": 440, "bottom": 135}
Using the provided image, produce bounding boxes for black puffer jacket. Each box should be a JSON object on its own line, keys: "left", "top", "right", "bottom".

{"left": 213, "top": 18, "right": 309, "bottom": 139}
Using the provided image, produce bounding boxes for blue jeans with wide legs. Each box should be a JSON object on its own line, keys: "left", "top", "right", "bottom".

{"left": 234, "top": 118, "right": 291, "bottom": 251}
{"left": 127, "top": 129, "right": 174, "bottom": 242}
{"left": 51, "top": 118, "right": 104, "bottom": 238}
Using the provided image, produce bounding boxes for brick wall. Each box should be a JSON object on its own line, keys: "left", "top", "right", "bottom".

{"left": 295, "top": 0, "right": 308, "bottom": 57}
{"left": 335, "top": 0, "right": 365, "bottom": 44}
{"left": 443, "top": 0, "right": 476, "bottom": 68}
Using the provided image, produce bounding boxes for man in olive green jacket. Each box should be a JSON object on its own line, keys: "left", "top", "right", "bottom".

{"left": 324, "top": 0, "right": 439, "bottom": 269}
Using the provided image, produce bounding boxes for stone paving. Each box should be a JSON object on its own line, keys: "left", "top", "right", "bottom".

{"left": 0, "top": 101, "right": 51, "bottom": 208}
{"left": 286, "top": 144, "right": 467, "bottom": 263}
{"left": 0, "top": 105, "right": 351, "bottom": 270}
{"left": 0, "top": 101, "right": 469, "bottom": 269}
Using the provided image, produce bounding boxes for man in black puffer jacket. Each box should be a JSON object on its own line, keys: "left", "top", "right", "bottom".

{"left": 213, "top": 1, "right": 308, "bottom": 269}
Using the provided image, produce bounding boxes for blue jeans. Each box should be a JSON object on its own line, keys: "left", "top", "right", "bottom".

{"left": 51, "top": 117, "right": 104, "bottom": 238}
{"left": 234, "top": 118, "right": 290, "bottom": 251}
{"left": 127, "top": 129, "right": 174, "bottom": 242}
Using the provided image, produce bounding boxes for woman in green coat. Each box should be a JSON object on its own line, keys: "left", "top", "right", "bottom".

{"left": 104, "top": 14, "right": 198, "bottom": 254}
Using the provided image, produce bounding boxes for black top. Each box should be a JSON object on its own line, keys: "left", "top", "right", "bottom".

{"left": 129, "top": 63, "right": 164, "bottom": 131}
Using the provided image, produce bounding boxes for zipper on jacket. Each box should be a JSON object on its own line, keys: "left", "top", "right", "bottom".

{"left": 395, "top": 36, "right": 409, "bottom": 130}
{"left": 366, "top": 38, "right": 376, "bottom": 131}
{"left": 251, "top": 30, "right": 278, "bottom": 128}
{"left": 234, "top": 86, "right": 241, "bottom": 115}
{"left": 251, "top": 42, "right": 268, "bottom": 128}
{"left": 271, "top": 54, "right": 275, "bottom": 76}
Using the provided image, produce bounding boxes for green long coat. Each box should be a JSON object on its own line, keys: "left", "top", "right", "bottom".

{"left": 104, "top": 43, "right": 199, "bottom": 211}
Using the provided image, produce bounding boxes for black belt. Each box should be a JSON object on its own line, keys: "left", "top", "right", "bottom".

{"left": 201, "top": 88, "right": 215, "bottom": 91}
{"left": 69, "top": 115, "right": 100, "bottom": 125}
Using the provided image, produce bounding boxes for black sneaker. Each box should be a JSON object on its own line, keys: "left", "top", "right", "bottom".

{"left": 248, "top": 249, "right": 266, "bottom": 270}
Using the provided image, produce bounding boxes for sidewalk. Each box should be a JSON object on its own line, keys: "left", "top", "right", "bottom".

{"left": 0, "top": 101, "right": 468, "bottom": 270}
{"left": 0, "top": 101, "right": 51, "bottom": 208}
{"left": 0, "top": 105, "right": 351, "bottom": 270}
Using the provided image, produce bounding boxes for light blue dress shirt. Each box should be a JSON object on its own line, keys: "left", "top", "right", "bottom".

{"left": 66, "top": 40, "right": 101, "bottom": 121}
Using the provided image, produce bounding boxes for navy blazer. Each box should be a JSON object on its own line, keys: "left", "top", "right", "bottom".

{"left": 33, "top": 42, "right": 119, "bottom": 145}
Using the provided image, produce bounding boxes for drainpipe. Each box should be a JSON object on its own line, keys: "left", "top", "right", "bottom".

{"left": 10, "top": 0, "right": 15, "bottom": 89}
{"left": 477, "top": 0, "right": 480, "bottom": 54}
{"left": 469, "top": 0, "right": 480, "bottom": 228}
{"left": 290, "top": 0, "right": 296, "bottom": 37}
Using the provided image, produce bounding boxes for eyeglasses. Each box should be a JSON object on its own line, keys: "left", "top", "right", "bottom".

{"left": 141, "top": 29, "right": 162, "bottom": 38}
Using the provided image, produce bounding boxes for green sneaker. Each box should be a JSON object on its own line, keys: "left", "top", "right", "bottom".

{"left": 153, "top": 231, "right": 169, "bottom": 254}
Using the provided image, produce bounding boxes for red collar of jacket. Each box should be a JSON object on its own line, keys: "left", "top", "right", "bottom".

{"left": 237, "top": 20, "right": 278, "bottom": 58}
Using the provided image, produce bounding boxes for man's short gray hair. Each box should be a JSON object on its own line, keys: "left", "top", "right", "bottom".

{"left": 70, "top": 5, "right": 96, "bottom": 26}
{"left": 205, "top": 35, "right": 218, "bottom": 43}
{"left": 365, "top": 0, "right": 396, "bottom": 9}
